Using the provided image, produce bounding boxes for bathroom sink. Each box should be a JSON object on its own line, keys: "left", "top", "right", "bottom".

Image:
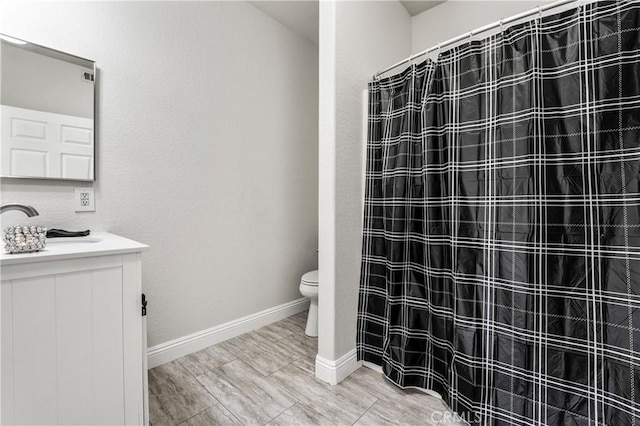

{"left": 47, "top": 237, "right": 102, "bottom": 244}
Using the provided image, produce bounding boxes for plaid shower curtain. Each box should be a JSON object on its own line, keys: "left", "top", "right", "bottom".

{"left": 357, "top": 2, "right": 640, "bottom": 425}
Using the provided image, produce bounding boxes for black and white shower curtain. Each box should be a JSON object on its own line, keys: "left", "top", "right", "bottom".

{"left": 358, "top": 2, "right": 640, "bottom": 425}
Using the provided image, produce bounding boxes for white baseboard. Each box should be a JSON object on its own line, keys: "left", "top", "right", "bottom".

{"left": 315, "top": 348, "right": 362, "bottom": 385}
{"left": 147, "top": 298, "right": 310, "bottom": 368}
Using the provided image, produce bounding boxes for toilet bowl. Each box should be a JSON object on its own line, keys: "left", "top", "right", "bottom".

{"left": 299, "top": 270, "right": 318, "bottom": 337}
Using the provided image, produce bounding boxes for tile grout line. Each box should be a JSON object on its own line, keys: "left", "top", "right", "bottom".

{"left": 276, "top": 401, "right": 339, "bottom": 426}
{"left": 175, "top": 405, "right": 211, "bottom": 426}
{"left": 266, "top": 362, "right": 303, "bottom": 398}
{"left": 266, "top": 340, "right": 318, "bottom": 377}
{"left": 174, "top": 361, "right": 222, "bottom": 424}
{"left": 148, "top": 367, "right": 219, "bottom": 426}
{"left": 348, "top": 396, "right": 380, "bottom": 426}
{"left": 149, "top": 364, "right": 213, "bottom": 426}
{"left": 253, "top": 354, "right": 304, "bottom": 426}
{"left": 266, "top": 363, "right": 306, "bottom": 416}
{"left": 181, "top": 355, "right": 239, "bottom": 380}
{"left": 255, "top": 315, "right": 307, "bottom": 343}
{"left": 260, "top": 398, "right": 299, "bottom": 426}
{"left": 147, "top": 386, "right": 176, "bottom": 426}
{"left": 267, "top": 357, "right": 300, "bottom": 377}
{"left": 175, "top": 402, "right": 245, "bottom": 426}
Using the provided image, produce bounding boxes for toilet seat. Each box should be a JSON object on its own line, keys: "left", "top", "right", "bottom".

{"left": 301, "top": 270, "right": 318, "bottom": 286}
{"left": 299, "top": 269, "right": 319, "bottom": 337}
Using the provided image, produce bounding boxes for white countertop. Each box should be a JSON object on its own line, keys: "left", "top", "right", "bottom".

{"left": 1, "top": 232, "right": 149, "bottom": 266}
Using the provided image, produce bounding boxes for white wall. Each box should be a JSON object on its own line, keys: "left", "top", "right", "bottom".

{"left": 411, "top": 1, "right": 552, "bottom": 54}
{"left": 0, "top": 1, "right": 319, "bottom": 348}
{"left": 318, "top": 0, "right": 411, "bottom": 362}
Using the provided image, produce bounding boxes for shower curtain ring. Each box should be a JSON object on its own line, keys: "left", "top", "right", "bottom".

{"left": 538, "top": 5, "right": 543, "bottom": 21}
{"left": 499, "top": 19, "right": 504, "bottom": 34}
{"left": 468, "top": 30, "right": 473, "bottom": 43}
{"left": 437, "top": 42, "right": 441, "bottom": 56}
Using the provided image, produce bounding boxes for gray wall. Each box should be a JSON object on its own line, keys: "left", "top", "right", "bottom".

{"left": 1, "top": 42, "right": 93, "bottom": 118}
{"left": 318, "top": 0, "right": 412, "bottom": 361}
{"left": 411, "top": 1, "right": 552, "bottom": 54}
{"left": 0, "top": 1, "right": 319, "bottom": 348}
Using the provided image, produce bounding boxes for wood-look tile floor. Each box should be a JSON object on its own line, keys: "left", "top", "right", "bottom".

{"left": 149, "top": 311, "right": 464, "bottom": 426}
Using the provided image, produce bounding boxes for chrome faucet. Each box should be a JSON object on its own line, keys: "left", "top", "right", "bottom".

{"left": 0, "top": 204, "right": 39, "bottom": 217}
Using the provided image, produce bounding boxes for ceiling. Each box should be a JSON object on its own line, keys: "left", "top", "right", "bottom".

{"left": 249, "top": 1, "right": 319, "bottom": 45}
{"left": 399, "top": 1, "right": 446, "bottom": 16}
{"left": 249, "top": 1, "right": 446, "bottom": 46}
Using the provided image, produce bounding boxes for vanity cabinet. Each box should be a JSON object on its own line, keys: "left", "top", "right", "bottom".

{"left": 1, "top": 233, "right": 149, "bottom": 425}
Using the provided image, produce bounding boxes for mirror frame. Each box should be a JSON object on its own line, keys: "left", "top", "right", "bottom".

{"left": 0, "top": 33, "right": 97, "bottom": 182}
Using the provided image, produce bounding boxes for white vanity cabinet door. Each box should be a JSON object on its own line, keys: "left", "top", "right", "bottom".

{"left": 1, "top": 253, "right": 146, "bottom": 425}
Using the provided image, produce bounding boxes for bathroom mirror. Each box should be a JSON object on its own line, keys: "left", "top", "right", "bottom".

{"left": 0, "top": 34, "right": 96, "bottom": 181}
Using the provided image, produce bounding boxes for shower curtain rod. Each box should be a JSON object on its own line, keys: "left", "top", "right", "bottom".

{"left": 373, "top": 0, "right": 581, "bottom": 80}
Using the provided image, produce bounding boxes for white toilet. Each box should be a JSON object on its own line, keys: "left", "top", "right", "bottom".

{"left": 299, "top": 270, "right": 318, "bottom": 337}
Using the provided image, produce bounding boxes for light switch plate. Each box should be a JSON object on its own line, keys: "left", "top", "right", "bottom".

{"left": 74, "top": 187, "right": 95, "bottom": 212}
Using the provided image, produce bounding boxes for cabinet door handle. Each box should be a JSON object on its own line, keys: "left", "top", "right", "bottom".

{"left": 141, "top": 293, "right": 148, "bottom": 316}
